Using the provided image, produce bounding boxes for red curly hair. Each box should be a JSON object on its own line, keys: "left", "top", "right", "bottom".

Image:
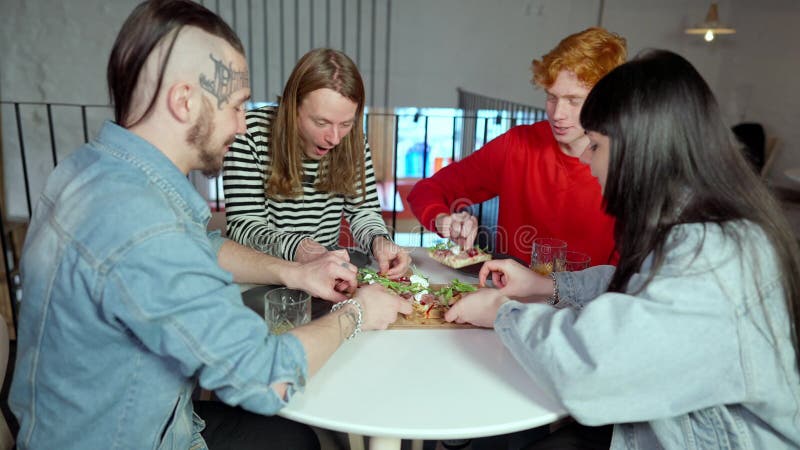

{"left": 532, "top": 27, "right": 626, "bottom": 89}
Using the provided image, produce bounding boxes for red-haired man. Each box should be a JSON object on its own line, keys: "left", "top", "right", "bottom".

{"left": 408, "top": 28, "right": 626, "bottom": 266}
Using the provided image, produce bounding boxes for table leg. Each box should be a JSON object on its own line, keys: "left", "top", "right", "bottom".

{"left": 410, "top": 439, "right": 424, "bottom": 450}
{"left": 348, "top": 433, "right": 365, "bottom": 450}
{"left": 368, "top": 436, "right": 402, "bottom": 450}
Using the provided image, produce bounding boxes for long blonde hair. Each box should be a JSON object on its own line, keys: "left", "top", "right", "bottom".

{"left": 267, "top": 48, "right": 366, "bottom": 198}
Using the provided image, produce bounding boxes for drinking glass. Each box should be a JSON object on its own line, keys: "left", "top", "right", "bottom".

{"left": 530, "top": 238, "right": 567, "bottom": 275}
{"left": 564, "top": 250, "right": 591, "bottom": 271}
{"left": 264, "top": 287, "right": 312, "bottom": 335}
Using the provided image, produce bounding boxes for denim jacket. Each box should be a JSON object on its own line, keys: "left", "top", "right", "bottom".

{"left": 10, "top": 122, "right": 308, "bottom": 450}
{"left": 495, "top": 222, "right": 800, "bottom": 449}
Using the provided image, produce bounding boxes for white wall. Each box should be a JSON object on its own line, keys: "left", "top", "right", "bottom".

{"left": 0, "top": 0, "right": 135, "bottom": 219}
{"left": 0, "top": 0, "right": 133, "bottom": 104}
{"left": 387, "top": 1, "right": 725, "bottom": 106}
{"left": 388, "top": 0, "right": 596, "bottom": 108}
{"left": 385, "top": 0, "right": 800, "bottom": 187}
{"left": 717, "top": 0, "right": 800, "bottom": 187}
{"left": 2, "top": 0, "right": 799, "bottom": 220}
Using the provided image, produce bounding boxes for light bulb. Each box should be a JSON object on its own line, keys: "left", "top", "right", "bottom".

{"left": 704, "top": 30, "right": 714, "bottom": 42}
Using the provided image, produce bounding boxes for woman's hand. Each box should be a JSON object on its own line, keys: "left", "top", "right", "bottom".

{"left": 478, "top": 258, "right": 552, "bottom": 301}
{"left": 444, "top": 288, "right": 509, "bottom": 328}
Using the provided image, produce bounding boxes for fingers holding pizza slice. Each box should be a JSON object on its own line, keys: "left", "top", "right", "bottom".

{"left": 413, "top": 278, "right": 477, "bottom": 320}
{"left": 356, "top": 267, "right": 478, "bottom": 326}
{"left": 428, "top": 241, "right": 492, "bottom": 269}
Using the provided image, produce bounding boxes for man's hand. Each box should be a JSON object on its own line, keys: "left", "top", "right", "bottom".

{"left": 444, "top": 288, "right": 508, "bottom": 328}
{"left": 478, "top": 259, "right": 551, "bottom": 301}
{"left": 352, "top": 283, "right": 413, "bottom": 330}
{"left": 283, "top": 250, "right": 356, "bottom": 302}
{"left": 371, "top": 236, "right": 411, "bottom": 279}
{"left": 294, "top": 238, "right": 329, "bottom": 263}
{"left": 434, "top": 212, "right": 478, "bottom": 249}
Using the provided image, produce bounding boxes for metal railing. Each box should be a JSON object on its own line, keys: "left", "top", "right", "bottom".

{"left": 0, "top": 99, "right": 545, "bottom": 317}
{"left": 196, "top": 0, "right": 394, "bottom": 107}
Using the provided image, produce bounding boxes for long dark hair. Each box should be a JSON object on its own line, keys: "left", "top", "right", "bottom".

{"left": 581, "top": 49, "right": 800, "bottom": 366}
{"left": 107, "top": 0, "right": 244, "bottom": 127}
{"left": 267, "top": 48, "right": 367, "bottom": 198}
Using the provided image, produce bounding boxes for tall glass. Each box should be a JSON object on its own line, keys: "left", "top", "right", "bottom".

{"left": 530, "top": 238, "right": 567, "bottom": 275}
{"left": 264, "top": 287, "right": 311, "bottom": 335}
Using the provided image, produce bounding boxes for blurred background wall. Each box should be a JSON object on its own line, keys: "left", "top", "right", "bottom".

{"left": 1, "top": 0, "right": 798, "bottom": 203}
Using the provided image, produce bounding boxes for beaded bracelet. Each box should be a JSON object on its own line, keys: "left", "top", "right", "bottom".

{"left": 331, "top": 299, "right": 363, "bottom": 340}
{"left": 545, "top": 272, "right": 560, "bottom": 307}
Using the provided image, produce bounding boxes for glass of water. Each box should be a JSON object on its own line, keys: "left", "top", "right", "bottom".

{"left": 264, "top": 287, "right": 311, "bottom": 335}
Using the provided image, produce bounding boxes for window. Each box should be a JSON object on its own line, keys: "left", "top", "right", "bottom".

{"left": 207, "top": 105, "right": 542, "bottom": 208}
{"left": 394, "top": 107, "right": 463, "bottom": 178}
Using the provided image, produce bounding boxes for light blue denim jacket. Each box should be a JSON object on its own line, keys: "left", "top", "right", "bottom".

{"left": 496, "top": 222, "right": 800, "bottom": 449}
{"left": 9, "top": 121, "right": 308, "bottom": 450}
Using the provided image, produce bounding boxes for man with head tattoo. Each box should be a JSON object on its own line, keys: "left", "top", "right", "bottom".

{"left": 9, "top": 1, "right": 410, "bottom": 449}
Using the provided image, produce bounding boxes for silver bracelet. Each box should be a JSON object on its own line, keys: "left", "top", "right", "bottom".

{"left": 331, "top": 299, "right": 363, "bottom": 340}
{"left": 545, "top": 272, "right": 561, "bottom": 307}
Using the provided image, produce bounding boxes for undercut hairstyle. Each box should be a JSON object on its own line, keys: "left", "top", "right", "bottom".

{"left": 267, "top": 48, "right": 366, "bottom": 198}
{"left": 532, "top": 27, "right": 626, "bottom": 89}
{"left": 107, "top": 0, "right": 244, "bottom": 127}
{"left": 580, "top": 49, "right": 800, "bottom": 371}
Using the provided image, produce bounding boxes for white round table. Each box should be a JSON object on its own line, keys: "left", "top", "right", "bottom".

{"left": 278, "top": 328, "right": 566, "bottom": 450}
{"left": 242, "top": 246, "right": 566, "bottom": 450}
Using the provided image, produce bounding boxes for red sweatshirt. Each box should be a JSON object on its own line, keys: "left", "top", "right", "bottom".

{"left": 407, "top": 121, "right": 617, "bottom": 266}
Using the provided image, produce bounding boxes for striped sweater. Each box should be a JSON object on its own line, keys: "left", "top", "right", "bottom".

{"left": 222, "top": 105, "right": 389, "bottom": 260}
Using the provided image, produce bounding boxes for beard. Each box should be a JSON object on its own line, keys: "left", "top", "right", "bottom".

{"left": 186, "top": 98, "right": 230, "bottom": 178}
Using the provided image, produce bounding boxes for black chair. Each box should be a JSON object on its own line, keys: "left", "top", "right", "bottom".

{"left": 732, "top": 122, "right": 766, "bottom": 173}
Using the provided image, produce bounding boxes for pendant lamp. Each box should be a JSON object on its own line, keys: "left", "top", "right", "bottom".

{"left": 685, "top": 3, "right": 736, "bottom": 42}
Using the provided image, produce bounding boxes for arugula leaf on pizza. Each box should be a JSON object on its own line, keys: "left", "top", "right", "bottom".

{"left": 427, "top": 241, "right": 492, "bottom": 269}
{"left": 357, "top": 267, "right": 478, "bottom": 322}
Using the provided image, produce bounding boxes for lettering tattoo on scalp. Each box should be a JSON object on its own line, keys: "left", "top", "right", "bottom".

{"left": 199, "top": 53, "right": 249, "bottom": 109}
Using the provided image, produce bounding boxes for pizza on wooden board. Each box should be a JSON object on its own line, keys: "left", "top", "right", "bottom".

{"left": 428, "top": 242, "right": 492, "bottom": 269}
{"left": 356, "top": 267, "right": 478, "bottom": 325}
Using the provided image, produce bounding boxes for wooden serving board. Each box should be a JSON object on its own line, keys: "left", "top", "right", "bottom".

{"left": 388, "top": 314, "right": 479, "bottom": 329}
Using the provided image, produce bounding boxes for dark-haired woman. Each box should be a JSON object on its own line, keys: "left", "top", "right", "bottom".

{"left": 445, "top": 50, "right": 800, "bottom": 449}
{"left": 223, "top": 48, "right": 410, "bottom": 277}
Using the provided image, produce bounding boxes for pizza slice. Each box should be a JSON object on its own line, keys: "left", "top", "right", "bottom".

{"left": 428, "top": 241, "right": 492, "bottom": 269}
{"left": 356, "top": 268, "right": 478, "bottom": 324}
{"left": 410, "top": 279, "right": 477, "bottom": 320}
{"left": 357, "top": 267, "right": 429, "bottom": 296}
